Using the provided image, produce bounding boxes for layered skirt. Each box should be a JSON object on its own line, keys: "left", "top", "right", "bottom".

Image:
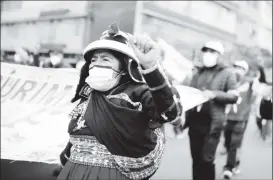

{"left": 57, "top": 161, "right": 130, "bottom": 180}
{"left": 57, "top": 128, "right": 164, "bottom": 180}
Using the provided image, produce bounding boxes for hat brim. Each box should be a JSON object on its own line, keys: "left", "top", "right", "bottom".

{"left": 233, "top": 62, "right": 249, "bottom": 71}
{"left": 201, "top": 45, "right": 224, "bottom": 55}
{"left": 83, "top": 39, "right": 139, "bottom": 64}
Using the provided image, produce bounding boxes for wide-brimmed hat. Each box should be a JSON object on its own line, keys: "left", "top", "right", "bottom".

{"left": 83, "top": 23, "right": 138, "bottom": 63}
{"left": 83, "top": 23, "right": 144, "bottom": 83}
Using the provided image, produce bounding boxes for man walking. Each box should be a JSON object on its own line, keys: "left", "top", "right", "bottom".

{"left": 185, "top": 41, "right": 238, "bottom": 180}
{"left": 222, "top": 60, "right": 253, "bottom": 179}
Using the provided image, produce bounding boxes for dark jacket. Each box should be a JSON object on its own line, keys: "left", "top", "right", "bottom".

{"left": 185, "top": 63, "right": 238, "bottom": 133}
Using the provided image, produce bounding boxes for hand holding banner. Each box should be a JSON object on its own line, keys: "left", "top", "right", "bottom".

{"left": 174, "top": 85, "right": 210, "bottom": 112}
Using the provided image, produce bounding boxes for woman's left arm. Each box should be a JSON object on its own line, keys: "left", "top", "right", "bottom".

{"left": 140, "top": 64, "right": 183, "bottom": 126}
{"left": 128, "top": 34, "right": 182, "bottom": 126}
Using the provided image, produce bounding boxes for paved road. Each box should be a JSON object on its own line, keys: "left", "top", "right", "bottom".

{"left": 152, "top": 118, "right": 272, "bottom": 180}
{"left": 1, "top": 117, "right": 271, "bottom": 180}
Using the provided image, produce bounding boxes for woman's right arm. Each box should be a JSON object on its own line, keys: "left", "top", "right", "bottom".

{"left": 53, "top": 141, "right": 72, "bottom": 176}
{"left": 60, "top": 141, "right": 72, "bottom": 166}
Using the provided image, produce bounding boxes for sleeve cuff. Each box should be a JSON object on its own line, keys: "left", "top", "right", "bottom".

{"left": 139, "top": 63, "right": 158, "bottom": 75}
{"left": 140, "top": 64, "right": 169, "bottom": 90}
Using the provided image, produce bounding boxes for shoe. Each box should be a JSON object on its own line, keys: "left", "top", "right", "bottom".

{"left": 232, "top": 167, "right": 241, "bottom": 175}
{"left": 223, "top": 169, "right": 233, "bottom": 179}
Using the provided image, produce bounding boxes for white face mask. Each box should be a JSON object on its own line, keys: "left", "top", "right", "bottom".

{"left": 14, "top": 54, "right": 22, "bottom": 63}
{"left": 202, "top": 52, "right": 218, "bottom": 67}
{"left": 50, "top": 55, "right": 62, "bottom": 66}
{"left": 85, "top": 65, "right": 122, "bottom": 92}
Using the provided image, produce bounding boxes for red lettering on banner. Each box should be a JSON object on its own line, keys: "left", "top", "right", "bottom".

{"left": 10, "top": 80, "right": 38, "bottom": 101}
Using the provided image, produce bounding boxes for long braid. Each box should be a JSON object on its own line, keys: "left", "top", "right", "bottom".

{"left": 71, "top": 61, "right": 90, "bottom": 103}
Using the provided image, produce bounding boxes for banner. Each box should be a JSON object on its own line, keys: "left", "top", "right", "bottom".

{"left": 175, "top": 85, "right": 209, "bottom": 112}
{"left": 1, "top": 63, "right": 79, "bottom": 164}
{"left": 1, "top": 62, "right": 209, "bottom": 163}
{"left": 157, "top": 38, "right": 193, "bottom": 83}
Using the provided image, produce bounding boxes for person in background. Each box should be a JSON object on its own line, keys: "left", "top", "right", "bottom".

{"left": 257, "top": 85, "right": 272, "bottom": 141}
{"left": 222, "top": 60, "right": 253, "bottom": 179}
{"left": 13, "top": 46, "right": 35, "bottom": 66}
{"left": 55, "top": 24, "right": 182, "bottom": 180}
{"left": 254, "top": 64, "right": 270, "bottom": 136}
{"left": 28, "top": 43, "right": 41, "bottom": 67}
{"left": 184, "top": 41, "right": 238, "bottom": 180}
{"left": 41, "top": 48, "right": 72, "bottom": 68}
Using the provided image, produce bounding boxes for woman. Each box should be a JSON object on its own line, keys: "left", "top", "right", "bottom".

{"left": 258, "top": 86, "right": 272, "bottom": 140}
{"left": 56, "top": 24, "right": 182, "bottom": 180}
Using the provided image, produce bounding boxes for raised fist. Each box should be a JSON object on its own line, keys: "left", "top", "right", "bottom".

{"left": 128, "top": 34, "right": 162, "bottom": 69}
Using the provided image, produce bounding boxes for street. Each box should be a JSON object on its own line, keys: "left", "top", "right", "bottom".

{"left": 1, "top": 115, "right": 271, "bottom": 180}
{"left": 153, "top": 117, "right": 272, "bottom": 180}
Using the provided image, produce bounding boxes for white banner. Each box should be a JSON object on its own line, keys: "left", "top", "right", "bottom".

{"left": 157, "top": 38, "right": 193, "bottom": 83}
{"left": 1, "top": 63, "right": 79, "bottom": 164}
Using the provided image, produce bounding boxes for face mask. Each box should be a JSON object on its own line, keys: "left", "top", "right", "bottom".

{"left": 202, "top": 52, "right": 218, "bottom": 67}
{"left": 14, "top": 54, "right": 22, "bottom": 63}
{"left": 85, "top": 65, "right": 123, "bottom": 92}
{"left": 50, "top": 55, "right": 62, "bottom": 66}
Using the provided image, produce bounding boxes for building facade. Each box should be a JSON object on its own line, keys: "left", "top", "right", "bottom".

{"left": 134, "top": 1, "right": 272, "bottom": 61}
{"left": 1, "top": 1, "right": 92, "bottom": 54}
{"left": 1, "top": 1, "right": 272, "bottom": 61}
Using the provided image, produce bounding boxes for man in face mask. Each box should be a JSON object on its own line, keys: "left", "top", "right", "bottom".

{"left": 222, "top": 60, "right": 253, "bottom": 179}
{"left": 183, "top": 41, "right": 239, "bottom": 180}
{"left": 41, "top": 49, "right": 72, "bottom": 68}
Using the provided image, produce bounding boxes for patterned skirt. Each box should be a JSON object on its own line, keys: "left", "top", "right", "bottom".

{"left": 57, "top": 161, "right": 130, "bottom": 180}
{"left": 58, "top": 128, "right": 165, "bottom": 180}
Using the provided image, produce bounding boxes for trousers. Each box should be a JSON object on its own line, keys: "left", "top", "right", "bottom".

{"left": 189, "top": 126, "right": 222, "bottom": 180}
{"left": 224, "top": 120, "right": 247, "bottom": 170}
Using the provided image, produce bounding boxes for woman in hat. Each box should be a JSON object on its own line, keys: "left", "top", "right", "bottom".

{"left": 56, "top": 24, "right": 182, "bottom": 180}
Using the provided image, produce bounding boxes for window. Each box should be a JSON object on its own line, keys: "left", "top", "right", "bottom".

{"left": 1, "top": 1, "right": 22, "bottom": 11}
